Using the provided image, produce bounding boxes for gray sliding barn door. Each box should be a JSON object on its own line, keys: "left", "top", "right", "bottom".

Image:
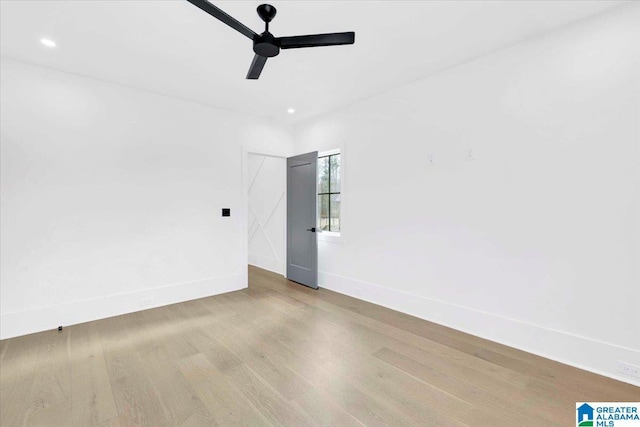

{"left": 287, "top": 152, "right": 318, "bottom": 289}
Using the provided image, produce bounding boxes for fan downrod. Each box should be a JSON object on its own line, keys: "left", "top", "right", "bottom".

{"left": 253, "top": 4, "right": 280, "bottom": 57}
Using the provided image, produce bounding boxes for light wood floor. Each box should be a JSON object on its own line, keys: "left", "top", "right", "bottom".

{"left": 1, "top": 266, "right": 639, "bottom": 426}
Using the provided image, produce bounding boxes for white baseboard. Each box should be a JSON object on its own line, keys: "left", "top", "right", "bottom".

{"left": 249, "top": 253, "right": 284, "bottom": 276}
{"left": 0, "top": 273, "right": 244, "bottom": 340}
{"left": 319, "top": 271, "right": 640, "bottom": 387}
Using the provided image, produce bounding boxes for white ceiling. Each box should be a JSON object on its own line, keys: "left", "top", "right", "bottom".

{"left": 0, "top": 0, "right": 627, "bottom": 122}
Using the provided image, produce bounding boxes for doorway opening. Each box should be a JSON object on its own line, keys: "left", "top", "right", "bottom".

{"left": 243, "top": 150, "right": 287, "bottom": 281}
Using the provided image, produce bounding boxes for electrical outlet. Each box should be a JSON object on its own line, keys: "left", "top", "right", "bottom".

{"left": 140, "top": 297, "right": 153, "bottom": 308}
{"left": 466, "top": 149, "right": 474, "bottom": 161}
{"left": 427, "top": 154, "right": 434, "bottom": 165}
{"left": 617, "top": 361, "right": 640, "bottom": 378}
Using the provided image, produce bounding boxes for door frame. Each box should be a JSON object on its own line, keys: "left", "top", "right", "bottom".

{"left": 241, "top": 146, "right": 289, "bottom": 287}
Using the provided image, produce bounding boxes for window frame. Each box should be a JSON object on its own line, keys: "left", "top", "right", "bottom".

{"left": 317, "top": 148, "right": 343, "bottom": 241}
{"left": 318, "top": 153, "right": 341, "bottom": 233}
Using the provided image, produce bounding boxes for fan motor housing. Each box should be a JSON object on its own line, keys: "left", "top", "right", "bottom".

{"left": 253, "top": 32, "right": 280, "bottom": 57}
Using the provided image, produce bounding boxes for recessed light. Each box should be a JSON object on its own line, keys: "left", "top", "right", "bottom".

{"left": 40, "top": 38, "right": 56, "bottom": 48}
{"left": 287, "top": 108, "right": 295, "bottom": 114}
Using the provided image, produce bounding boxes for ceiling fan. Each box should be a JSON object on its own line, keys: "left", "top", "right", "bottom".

{"left": 186, "top": 0, "right": 355, "bottom": 79}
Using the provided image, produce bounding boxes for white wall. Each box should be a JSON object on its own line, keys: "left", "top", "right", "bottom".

{"left": 294, "top": 4, "right": 640, "bottom": 385}
{"left": 0, "top": 59, "right": 293, "bottom": 339}
{"left": 247, "top": 153, "right": 286, "bottom": 275}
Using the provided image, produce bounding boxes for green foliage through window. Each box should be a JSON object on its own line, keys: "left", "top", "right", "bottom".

{"left": 318, "top": 154, "right": 340, "bottom": 232}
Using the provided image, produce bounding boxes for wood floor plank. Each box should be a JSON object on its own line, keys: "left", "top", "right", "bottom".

{"left": 99, "top": 417, "right": 123, "bottom": 427}
{"left": 249, "top": 267, "right": 640, "bottom": 422}
{"left": 96, "top": 314, "right": 135, "bottom": 353}
{"left": 177, "top": 352, "right": 272, "bottom": 426}
{"left": 69, "top": 322, "right": 118, "bottom": 426}
{"left": 318, "top": 284, "right": 638, "bottom": 396}
{"left": 1, "top": 265, "right": 637, "bottom": 426}
{"left": 279, "top": 349, "right": 417, "bottom": 427}
{"left": 259, "top": 280, "right": 534, "bottom": 386}
{"left": 373, "top": 346, "right": 557, "bottom": 427}
{"left": 237, "top": 312, "right": 459, "bottom": 426}
{"left": 292, "top": 387, "right": 365, "bottom": 427}
{"left": 256, "top": 298, "right": 567, "bottom": 425}
{"left": 25, "top": 398, "right": 72, "bottom": 427}
{"left": 178, "top": 412, "right": 219, "bottom": 427}
{"left": 224, "top": 362, "right": 317, "bottom": 426}
{"left": 183, "top": 319, "right": 318, "bottom": 425}
{"left": 207, "top": 318, "right": 314, "bottom": 401}
{"left": 252, "top": 308, "right": 480, "bottom": 426}
{"left": 0, "top": 332, "right": 43, "bottom": 427}
{"left": 139, "top": 344, "right": 213, "bottom": 426}
{"left": 374, "top": 337, "right": 567, "bottom": 423}
{"left": 98, "top": 415, "right": 123, "bottom": 427}
{"left": 131, "top": 307, "right": 200, "bottom": 362}
{"left": 0, "top": 338, "right": 9, "bottom": 365}
{"left": 1, "top": 374, "right": 33, "bottom": 427}
{"left": 25, "top": 328, "right": 71, "bottom": 422}
{"left": 204, "top": 314, "right": 369, "bottom": 426}
{"left": 251, "top": 281, "right": 542, "bottom": 398}
{"left": 219, "top": 312, "right": 416, "bottom": 425}
{"left": 101, "top": 347, "right": 168, "bottom": 427}
{"left": 254, "top": 266, "right": 640, "bottom": 399}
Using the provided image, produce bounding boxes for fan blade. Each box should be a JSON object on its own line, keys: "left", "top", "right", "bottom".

{"left": 186, "top": 0, "right": 257, "bottom": 40}
{"left": 278, "top": 32, "right": 355, "bottom": 49}
{"left": 246, "top": 54, "right": 268, "bottom": 79}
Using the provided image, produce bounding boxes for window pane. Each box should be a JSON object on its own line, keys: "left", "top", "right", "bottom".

{"left": 319, "top": 194, "right": 330, "bottom": 231}
{"left": 330, "top": 154, "right": 341, "bottom": 193}
{"left": 318, "top": 156, "right": 329, "bottom": 193}
{"left": 330, "top": 194, "right": 341, "bottom": 232}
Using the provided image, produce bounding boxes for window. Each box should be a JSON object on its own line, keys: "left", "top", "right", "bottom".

{"left": 318, "top": 153, "right": 341, "bottom": 232}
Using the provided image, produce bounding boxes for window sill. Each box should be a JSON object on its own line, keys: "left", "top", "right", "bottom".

{"left": 318, "top": 231, "right": 342, "bottom": 243}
